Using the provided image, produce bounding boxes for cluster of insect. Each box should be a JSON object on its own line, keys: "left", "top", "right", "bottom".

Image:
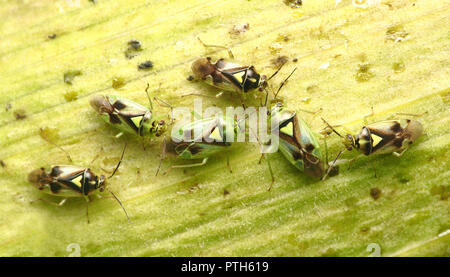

{"left": 28, "top": 39, "right": 424, "bottom": 223}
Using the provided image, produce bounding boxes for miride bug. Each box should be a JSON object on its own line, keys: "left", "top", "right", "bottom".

{"left": 165, "top": 115, "right": 240, "bottom": 174}
{"left": 90, "top": 84, "right": 168, "bottom": 139}
{"left": 28, "top": 142, "right": 130, "bottom": 223}
{"left": 321, "top": 115, "right": 424, "bottom": 178}
{"left": 190, "top": 38, "right": 286, "bottom": 106}
{"left": 262, "top": 102, "right": 328, "bottom": 190}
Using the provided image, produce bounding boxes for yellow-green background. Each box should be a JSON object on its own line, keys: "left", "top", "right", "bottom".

{"left": 0, "top": 0, "right": 448, "bottom": 256}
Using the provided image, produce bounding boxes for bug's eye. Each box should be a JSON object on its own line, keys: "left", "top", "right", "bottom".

{"left": 99, "top": 187, "right": 105, "bottom": 192}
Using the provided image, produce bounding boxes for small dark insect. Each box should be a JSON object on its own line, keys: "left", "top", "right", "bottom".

{"left": 284, "top": 0, "right": 302, "bottom": 8}
{"left": 223, "top": 189, "right": 230, "bottom": 196}
{"left": 125, "top": 40, "right": 143, "bottom": 59}
{"left": 292, "top": 58, "right": 298, "bottom": 62}
{"left": 128, "top": 40, "right": 142, "bottom": 50}
{"left": 13, "top": 109, "right": 27, "bottom": 120}
{"left": 0, "top": 160, "right": 5, "bottom": 168}
{"left": 48, "top": 34, "right": 57, "bottom": 39}
{"left": 63, "top": 70, "right": 82, "bottom": 85}
{"left": 186, "top": 75, "right": 194, "bottom": 81}
{"left": 370, "top": 188, "right": 382, "bottom": 200}
{"left": 138, "top": 61, "right": 153, "bottom": 70}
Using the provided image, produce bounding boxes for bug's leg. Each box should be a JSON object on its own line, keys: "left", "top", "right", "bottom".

{"left": 163, "top": 158, "right": 209, "bottom": 175}
{"left": 181, "top": 93, "right": 217, "bottom": 98}
{"left": 264, "top": 154, "right": 275, "bottom": 191}
{"left": 197, "top": 37, "right": 234, "bottom": 59}
{"left": 258, "top": 153, "right": 264, "bottom": 164}
{"left": 31, "top": 197, "right": 67, "bottom": 206}
{"left": 393, "top": 147, "right": 409, "bottom": 157}
{"left": 372, "top": 166, "right": 378, "bottom": 178}
{"left": 273, "top": 68, "right": 297, "bottom": 100}
{"left": 115, "top": 132, "right": 124, "bottom": 138}
{"left": 322, "top": 149, "right": 345, "bottom": 181}
{"left": 155, "top": 136, "right": 166, "bottom": 176}
{"left": 226, "top": 155, "right": 232, "bottom": 174}
{"left": 84, "top": 196, "right": 90, "bottom": 224}
{"left": 387, "top": 111, "right": 428, "bottom": 120}
{"left": 144, "top": 83, "right": 154, "bottom": 111}
{"left": 347, "top": 156, "right": 358, "bottom": 170}
{"left": 86, "top": 203, "right": 90, "bottom": 224}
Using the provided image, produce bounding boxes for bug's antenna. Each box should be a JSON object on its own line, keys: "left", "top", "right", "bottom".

{"left": 109, "top": 143, "right": 127, "bottom": 179}
{"left": 267, "top": 62, "right": 287, "bottom": 81}
{"left": 153, "top": 96, "right": 174, "bottom": 124}
{"left": 274, "top": 68, "right": 297, "bottom": 99}
{"left": 321, "top": 117, "right": 344, "bottom": 138}
{"left": 39, "top": 128, "right": 73, "bottom": 163}
{"left": 106, "top": 187, "right": 130, "bottom": 222}
{"left": 197, "top": 37, "right": 234, "bottom": 59}
{"left": 145, "top": 83, "right": 154, "bottom": 111}
{"left": 263, "top": 87, "right": 270, "bottom": 108}
{"left": 155, "top": 136, "right": 166, "bottom": 176}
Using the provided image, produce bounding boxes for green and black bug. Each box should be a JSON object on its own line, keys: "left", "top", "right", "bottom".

{"left": 27, "top": 143, "right": 130, "bottom": 223}
{"left": 321, "top": 115, "right": 424, "bottom": 177}
{"left": 164, "top": 115, "right": 239, "bottom": 174}
{"left": 191, "top": 57, "right": 268, "bottom": 94}
{"left": 261, "top": 102, "right": 333, "bottom": 190}
{"left": 90, "top": 84, "right": 169, "bottom": 139}
{"left": 189, "top": 38, "right": 286, "bottom": 105}
{"left": 323, "top": 118, "right": 423, "bottom": 156}
{"left": 270, "top": 103, "right": 325, "bottom": 176}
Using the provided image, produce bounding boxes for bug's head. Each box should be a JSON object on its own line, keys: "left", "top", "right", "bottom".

{"left": 90, "top": 95, "right": 113, "bottom": 114}
{"left": 258, "top": 74, "right": 268, "bottom": 91}
{"left": 343, "top": 134, "right": 357, "bottom": 151}
{"left": 191, "top": 57, "right": 215, "bottom": 80}
{"left": 98, "top": 175, "right": 107, "bottom": 192}
{"left": 151, "top": 120, "right": 166, "bottom": 137}
{"left": 404, "top": 119, "right": 423, "bottom": 143}
{"left": 28, "top": 168, "right": 51, "bottom": 189}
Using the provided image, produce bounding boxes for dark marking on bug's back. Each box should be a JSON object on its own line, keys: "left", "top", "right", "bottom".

{"left": 304, "top": 144, "right": 315, "bottom": 152}
{"left": 390, "top": 122, "right": 402, "bottom": 132}
{"left": 113, "top": 100, "right": 127, "bottom": 110}
{"left": 50, "top": 166, "right": 63, "bottom": 177}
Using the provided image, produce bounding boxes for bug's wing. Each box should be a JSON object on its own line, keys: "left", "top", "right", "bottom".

{"left": 365, "top": 120, "right": 405, "bottom": 154}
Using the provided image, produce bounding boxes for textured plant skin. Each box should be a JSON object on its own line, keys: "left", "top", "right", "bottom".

{"left": 0, "top": 0, "right": 449, "bottom": 257}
